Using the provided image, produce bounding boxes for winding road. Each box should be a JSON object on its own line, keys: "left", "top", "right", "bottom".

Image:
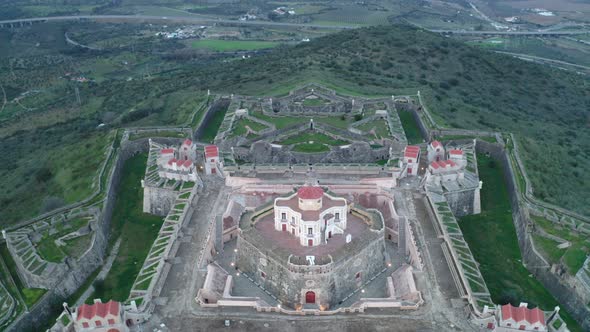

{"left": 1, "top": 14, "right": 588, "bottom": 36}
{"left": 0, "top": 14, "right": 355, "bottom": 29}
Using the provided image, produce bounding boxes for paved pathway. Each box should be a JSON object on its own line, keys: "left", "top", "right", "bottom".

{"left": 150, "top": 177, "right": 226, "bottom": 317}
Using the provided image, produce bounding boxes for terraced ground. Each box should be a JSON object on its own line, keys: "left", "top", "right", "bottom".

{"left": 531, "top": 215, "right": 590, "bottom": 274}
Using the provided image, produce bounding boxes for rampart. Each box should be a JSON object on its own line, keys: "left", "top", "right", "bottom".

{"left": 476, "top": 141, "right": 590, "bottom": 330}
{"left": 4, "top": 136, "right": 183, "bottom": 332}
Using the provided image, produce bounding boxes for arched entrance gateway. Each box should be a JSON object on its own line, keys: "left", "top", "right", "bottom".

{"left": 305, "top": 291, "right": 316, "bottom": 304}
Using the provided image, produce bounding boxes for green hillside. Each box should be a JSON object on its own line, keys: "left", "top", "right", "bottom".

{"left": 118, "top": 24, "right": 589, "bottom": 214}
{"left": 0, "top": 24, "right": 588, "bottom": 226}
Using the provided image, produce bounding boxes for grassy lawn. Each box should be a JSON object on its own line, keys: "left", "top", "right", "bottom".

{"left": 277, "top": 132, "right": 348, "bottom": 146}
{"left": 250, "top": 110, "right": 308, "bottom": 129}
{"left": 0, "top": 242, "right": 46, "bottom": 309}
{"left": 128, "top": 131, "right": 187, "bottom": 141}
{"left": 36, "top": 237, "right": 66, "bottom": 263}
{"left": 302, "top": 98, "right": 328, "bottom": 106}
{"left": 532, "top": 215, "right": 590, "bottom": 274}
{"left": 397, "top": 110, "right": 423, "bottom": 144}
{"left": 36, "top": 217, "right": 90, "bottom": 263}
{"left": 231, "top": 118, "right": 268, "bottom": 137}
{"left": 292, "top": 143, "right": 331, "bottom": 153}
{"left": 201, "top": 103, "right": 230, "bottom": 143}
{"left": 532, "top": 234, "right": 566, "bottom": 264}
{"left": 22, "top": 288, "right": 47, "bottom": 307}
{"left": 459, "top": 154, "right": 581, "bottom": 331}
{"left": 313, "top": 116, "right": 351, "bottom": 129}
{"left": 63, "top": 233, "right": 94, "bottom": 259}
{"left": 357, "top": 119, "right": 390, "bottom": 137}
{"left": 90, "top": 153, "right": 163, "bottom": 302}
{"left": 191, "top": 40, "right": 279, "bottom": 52}
{"left": 435, "top": 135, "right": 497, "bottom": 143}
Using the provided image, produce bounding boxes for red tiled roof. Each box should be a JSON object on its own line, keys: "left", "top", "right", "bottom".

{"left": 430, "top": 140, "right": 442, "bottom": 148}
{"left": 437, "top": 161, "right": 447, "bottom": 168}
{"left": 183, "top": 160, "right": 192, "bottom": 167}
{"left": 205, "top": 145, "right": 219, "bottom": 158}
{"left": 404, "top": 151, "right": 419, "bottom": 159}
{"left": 430, "top": 161, "right": 440, "bottom": 169}
{"left": 297, "top": 186, "right": 324, "bottom": 199}
{"left": 501, "top": 304, "right": 545, "bottom": 326}
{"left": 182, "top": 139, "right": 193, "bottom": 146}
{"left": 404, "top": 146, "right": 420, "bottom": 159}
{"left": 449, "top": 149, "right": 463, "bottom": 155}
{"left": 161, "top": 148, "right": 174, "bottom": 154}
{"left": 168, "top": 158, "right": 177, "bottom": 165}
{"left": 76, "top": 300, "right": 119, "bottom": 321}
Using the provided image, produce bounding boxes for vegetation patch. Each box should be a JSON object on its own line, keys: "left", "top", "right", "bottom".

{"left": 277, "top": 132, "right": 348, "bottom": 146}
{"left": 231, "top": 118, "right": 269, "bottom": 137}
{"left": 90, "top": 153, "right": 163, "bottom": 302}
{"left": 357, "top": 119, "right": 390, "bottom": 137}
{"left": 22, "top": 288, "right": 47, "bottom": 307}
{"left": 292, "top": 142, "right": 331, "bottom": 153}
{"left": 532, "top": 215, "right": 590, "bottom": 274}
{"left": 397, "top": 110, "right": 423, "bottom": 144}
{"left": 200, "top": 102, "right": 230, "bottom": 143}
{"left": 63, "top": 233, "right": 94, "bottom": 259}
{"left": 459, "top": 154, "right": 581, "bottom": 331}
{"left": 191, "top": 39, "right": 279, "bottom": 52}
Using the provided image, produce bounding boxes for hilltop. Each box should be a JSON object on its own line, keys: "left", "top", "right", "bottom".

{"left": 114, "top": 24, "right": 590, "bottom": 214}
{"left": 0, "top": 24, "right": 588, "bottom": 225}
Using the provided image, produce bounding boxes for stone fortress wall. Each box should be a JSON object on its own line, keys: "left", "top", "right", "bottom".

{"left": 142, "top": 186, "right": 178, "bottom": 217}
{"left": 237, "top": 229, "right": 385, "bottom": 309}
{"left": 404, "top": 91, "right": 590, "bottom": 329}
{"left": 3, "top": 135, "right": 184, "bottom": 332}
{"left": 476, "top": 141, "right": 590, "bottom": 330}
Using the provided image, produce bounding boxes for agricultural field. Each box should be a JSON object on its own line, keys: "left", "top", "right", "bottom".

{"left": 471, "top": 0, "right": 590, "bottom": 25}
{"left": 459, "top": 154, "right": 581, "bottom": 331}
{"left": 310, "top": 4, "right": 391, "bottom": 27}
{"left": 465, "top": 36, "right": 590, "bottom": 67}
{"left": 190, "top": 39, "right": 280, "bottom": 52}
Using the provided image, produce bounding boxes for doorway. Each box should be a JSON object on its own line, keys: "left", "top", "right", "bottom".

{"left": 305, "top": 291, "right": 316, "bottom": 304}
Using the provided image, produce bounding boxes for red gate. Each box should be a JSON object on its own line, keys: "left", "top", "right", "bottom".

{"left": 305, "top": 291, "right": 315, "bottom": 304}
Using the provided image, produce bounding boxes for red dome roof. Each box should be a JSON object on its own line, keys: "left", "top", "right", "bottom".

{"left": 297, "top": 186, "right": 324, "bottom": 199}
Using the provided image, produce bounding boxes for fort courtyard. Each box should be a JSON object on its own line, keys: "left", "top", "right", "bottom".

{"left": 1, "top": 85, "right": 580, "bottom": 332}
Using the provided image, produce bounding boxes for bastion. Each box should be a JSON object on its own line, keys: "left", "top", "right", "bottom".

{"left": 236, "top": 186, "right": 386, "bottom": 309}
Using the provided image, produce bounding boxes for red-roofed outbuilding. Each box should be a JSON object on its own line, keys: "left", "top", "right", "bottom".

{"left": 74, "top": 299, "right": 128, "bottom": 331}
{"left": 499, "top": 303, "right": 546, "bottom": 331}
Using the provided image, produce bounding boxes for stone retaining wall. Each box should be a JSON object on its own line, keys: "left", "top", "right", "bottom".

{"left": 5, "top": 136, "right": 182, "bottom": 332}
{"left": 476, "top": 140, "right": 590, "bottom": 330}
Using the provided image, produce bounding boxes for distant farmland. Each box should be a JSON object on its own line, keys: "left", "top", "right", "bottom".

{"left": 190, "top": 39, "right": 280, "bottom": 52}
